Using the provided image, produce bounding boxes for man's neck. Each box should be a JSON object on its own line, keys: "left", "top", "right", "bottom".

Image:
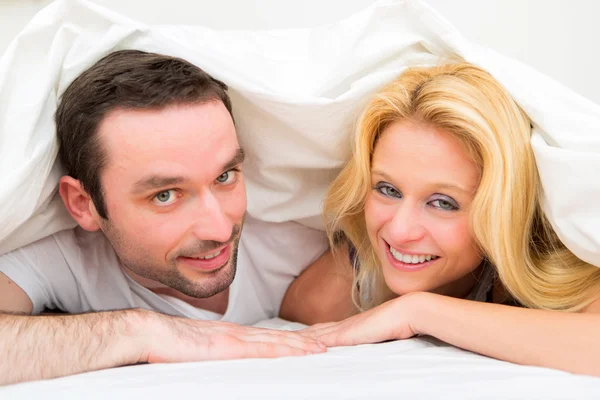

{"left": 123, "top": 268, "right": 229, "bottom": 315}
{"left": 152, "top": 286, "right": 229, "bottom": 315}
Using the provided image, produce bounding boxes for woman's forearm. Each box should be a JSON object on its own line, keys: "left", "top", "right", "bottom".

{"left": 412, "top": 292, "right": 600, "bottom": 376}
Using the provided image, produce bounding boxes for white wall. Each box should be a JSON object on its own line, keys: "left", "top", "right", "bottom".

{"left": 1, "top": 0, "right": 599, "bottom": 103}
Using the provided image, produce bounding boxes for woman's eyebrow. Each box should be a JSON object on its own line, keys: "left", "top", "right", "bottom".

{"left": 431, "top": 182, "right": 473, "bottom": 195}
{"left": 371, "top": 169, "right": 393, "bottom": 181}
{"left": 371, "top": 170, "right": 472, "bottom": 194}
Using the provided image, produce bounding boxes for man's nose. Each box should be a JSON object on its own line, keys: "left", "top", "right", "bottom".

{"left": 190, "top": 192, "right": 233, "bottom": 243}
{"left": 387, "top": 203, "right": 426, "bottom": 245}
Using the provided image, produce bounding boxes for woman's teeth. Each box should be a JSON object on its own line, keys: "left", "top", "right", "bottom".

{"left": 389, "top": 246, "right": 438, "bottom": 264}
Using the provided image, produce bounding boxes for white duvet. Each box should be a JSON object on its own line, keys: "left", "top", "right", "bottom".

{"left": 1, "top": 0, "right": 600, "bottom": 267}
{"left": 2, "top": 318, "right": 600, "bottom": 399}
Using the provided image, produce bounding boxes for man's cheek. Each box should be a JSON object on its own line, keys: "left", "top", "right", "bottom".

{"left": 231, "top": 186, "right": 248, "bottom": 220}
{"left": 142, "top": 217, "right": 186, "bottom": 248}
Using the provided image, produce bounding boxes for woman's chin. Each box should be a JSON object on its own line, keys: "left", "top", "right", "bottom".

{"left": 382, "top": 268, "right": 437, "bottom": 296}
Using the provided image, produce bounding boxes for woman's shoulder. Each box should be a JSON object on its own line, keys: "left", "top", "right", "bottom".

{"left": 491, "top": 280, "right": 522, "bottom": 307}
{"left": 468, "top": 262, "right": 521, "bottom": 307}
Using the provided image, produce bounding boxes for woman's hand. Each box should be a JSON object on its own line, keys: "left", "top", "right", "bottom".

{"left": 298, "top": 293, "right": 423, "bottom": 347}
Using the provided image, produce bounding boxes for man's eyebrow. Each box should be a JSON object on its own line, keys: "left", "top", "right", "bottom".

{"left": 132, "top": 176, "right": 186, "bottom": 194}
{"left": 131, "top": 149, "right": 244, "bottom": 194}
{"left": 221, "top": 148, "right": 245, "bottom": 172}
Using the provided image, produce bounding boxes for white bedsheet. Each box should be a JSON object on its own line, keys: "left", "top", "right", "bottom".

{"left": 2, "top": 318, "right": 600, "bottom": 399}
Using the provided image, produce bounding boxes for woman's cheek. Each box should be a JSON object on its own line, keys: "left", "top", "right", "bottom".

{"left": 364, "top": 195, "right": 390, "bottom": 243}
{"left": 433, "top": 216, "right": 474, "bottom": 257}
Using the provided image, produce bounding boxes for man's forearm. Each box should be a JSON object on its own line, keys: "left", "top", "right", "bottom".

{"left": 0, "top": 309, "right": 144, "bottom": 385}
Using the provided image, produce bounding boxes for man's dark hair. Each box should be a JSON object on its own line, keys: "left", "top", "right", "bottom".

{"left": 55, "top": 50, "right": 233, "bottom": 219}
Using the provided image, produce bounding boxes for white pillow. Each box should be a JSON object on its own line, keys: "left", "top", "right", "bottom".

{"left": 1, "top": 0, "right": 599, "bottom": 268}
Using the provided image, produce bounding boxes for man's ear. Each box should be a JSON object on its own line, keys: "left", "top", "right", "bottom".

{"left": 58, "top": 176, "right": 101, "bottom": 232}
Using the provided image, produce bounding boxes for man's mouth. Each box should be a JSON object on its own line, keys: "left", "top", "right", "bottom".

{"left": 178, "top": 245, "right": 231, "bottom": 271}
{"left": 193, "top": 248, "right": 224, "bottom": 260}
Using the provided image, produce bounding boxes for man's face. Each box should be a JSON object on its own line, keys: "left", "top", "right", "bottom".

{"left": 95, "top": 101, "right": 247, "bottom": 298}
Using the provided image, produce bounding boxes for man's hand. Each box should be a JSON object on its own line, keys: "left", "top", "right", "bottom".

{"left": 0, "top": 309, "right": 326, "bottom": 386}
{"left": 135, "top": 310, "right": 327, "bottom": 363}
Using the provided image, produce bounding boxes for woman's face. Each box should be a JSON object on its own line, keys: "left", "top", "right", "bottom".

{"left": 364, "top": 119, "right": 483, "bottom": 298}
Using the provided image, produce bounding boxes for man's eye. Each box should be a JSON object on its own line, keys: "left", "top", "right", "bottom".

{"left": 152, "top": 190, "right": 177, "bottom": 206}
{"left": 216, "top": 170, "right": 237, "bottom": 184}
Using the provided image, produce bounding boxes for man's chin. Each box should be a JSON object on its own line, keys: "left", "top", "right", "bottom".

{"left": 174, "top": 260, "right": 236, "bottom": 298}
{"left": 172, "top": 239, "right": 240, "bottom": 298}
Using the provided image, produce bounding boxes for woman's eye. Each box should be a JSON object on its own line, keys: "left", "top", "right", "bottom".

{"left": 430, "top": 198, "right": 458, "bottom": 211}
{"left": 152, "top": 189, "right": 178, "bottom": 206}
{"left": 376, "top": 183, "right": 401, "bottom": 198}
{"left": 216, "top": 170, "right": 237, "bottom": 185}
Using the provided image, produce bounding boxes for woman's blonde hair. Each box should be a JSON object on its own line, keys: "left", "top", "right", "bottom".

{"left": 325, "top": 62, "right": 600, "bottom": 311}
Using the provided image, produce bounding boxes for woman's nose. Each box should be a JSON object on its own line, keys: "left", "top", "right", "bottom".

{"left": 386, "top": 204, "right": 427, "bottom": 245}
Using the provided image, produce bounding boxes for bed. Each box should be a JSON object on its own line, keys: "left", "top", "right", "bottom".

{"left": 3, "top": 318, "right": 600, "bottom": 399}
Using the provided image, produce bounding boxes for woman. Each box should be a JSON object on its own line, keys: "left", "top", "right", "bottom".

{"left": 280, "top": 62, "right": 600, "bottom": 376}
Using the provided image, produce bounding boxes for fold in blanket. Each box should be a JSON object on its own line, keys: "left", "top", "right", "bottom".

{"left": 0, "top": 0, "right": 599, "bottom": 267}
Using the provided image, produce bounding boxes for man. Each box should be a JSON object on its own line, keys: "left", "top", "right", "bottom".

{"left": 0, "top": 50, "right": 326, "bottom": 386}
